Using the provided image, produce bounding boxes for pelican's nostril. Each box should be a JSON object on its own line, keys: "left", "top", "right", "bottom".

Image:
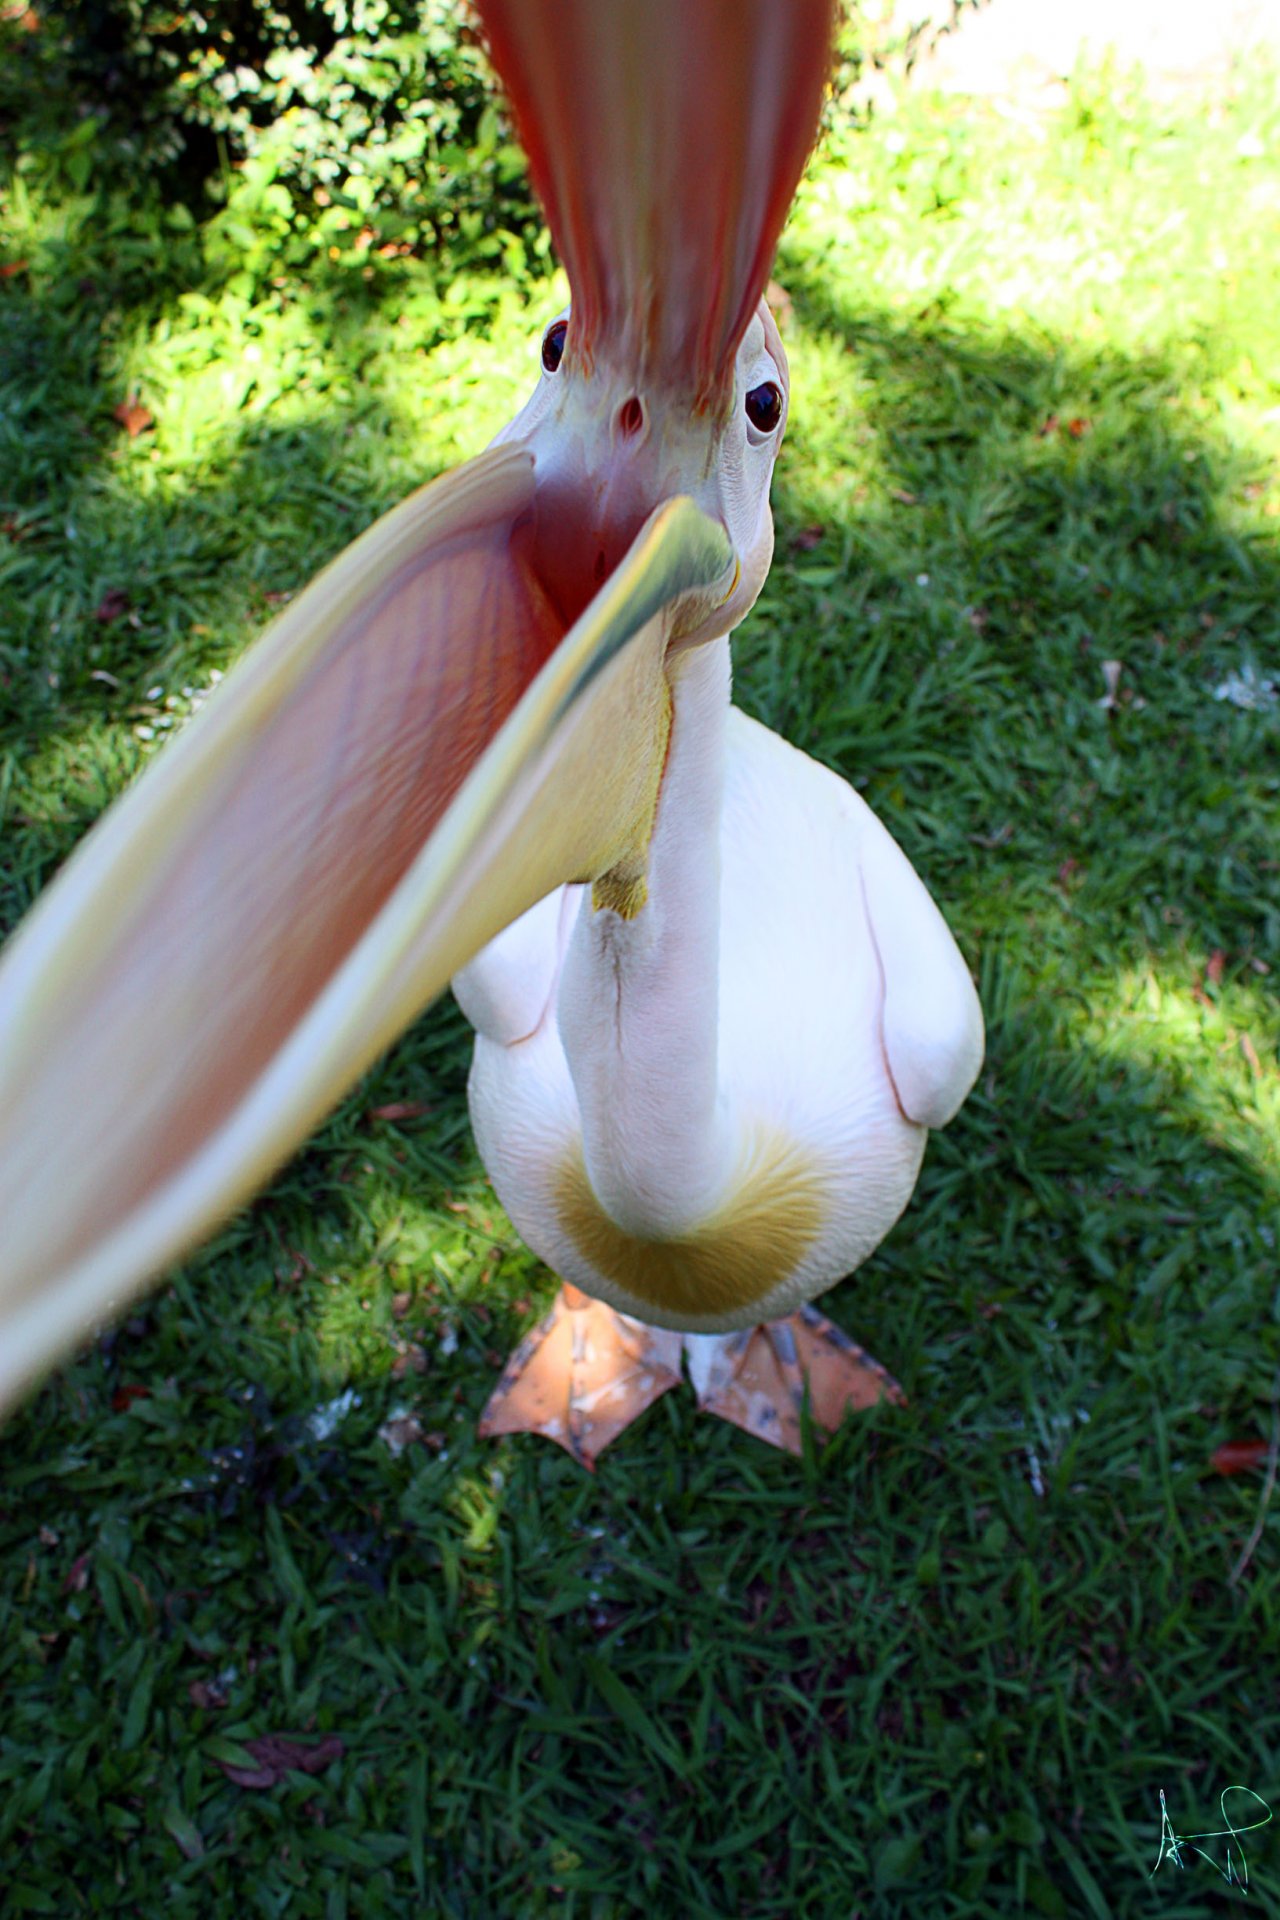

{"left": 617, "top": 395, "right": 644, "bottom": 438}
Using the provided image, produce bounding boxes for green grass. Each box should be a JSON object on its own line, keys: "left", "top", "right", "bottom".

{"left": 2, "top": 36, "right": 1280, "bottom": 1920}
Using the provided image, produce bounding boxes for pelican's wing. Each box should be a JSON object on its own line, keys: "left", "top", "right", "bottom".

{"left": 856, "top": 804, "right": 985, "bottom": 1130}
{"left": 478, "top": 0, "right": 833, "bottom": 407}
{"left": 0, "top": 458, "right": 730, "bottom": 1413}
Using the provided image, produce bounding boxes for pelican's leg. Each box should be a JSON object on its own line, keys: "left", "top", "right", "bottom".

{"left": 478, "top": 1285, "right": 683, "bottom": 1469}
{"left": 684, "top": 1309, "right": 904, "bottom": 1455}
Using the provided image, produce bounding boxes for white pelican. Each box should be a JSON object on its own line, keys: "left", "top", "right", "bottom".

{"left": 0, "top": 0, "right": 980, "bottom": 1459}
{"left": 455, "top": 295, "right": 982, "bottom": 1463}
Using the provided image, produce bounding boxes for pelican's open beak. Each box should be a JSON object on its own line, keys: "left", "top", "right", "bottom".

{"left": 0, "top": 468, "right": 730, "bottom": 1410}
{"left": 0, "top": 0, "right": 833, "bottom": 1412}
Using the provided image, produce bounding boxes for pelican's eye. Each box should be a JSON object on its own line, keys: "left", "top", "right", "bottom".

{"left": 541, "top": 319, "right": 568, "bottom": 373}
{"left": 744, "top": 381, "right": 783, "bottom": 434}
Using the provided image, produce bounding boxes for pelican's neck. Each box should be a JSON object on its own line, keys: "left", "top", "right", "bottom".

{"left": 557, "top": 634, "right": 733, "bottom": 1237}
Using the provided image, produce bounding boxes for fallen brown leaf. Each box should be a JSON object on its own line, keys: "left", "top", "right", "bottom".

{"left": 94, "top": 588, "right": 130, "bottom": 624}
{"left": 0, "top": 260, "right": 28, "bottom": 278}
{"left": 389, "top": 1344, "right": 428, "bottom": 1380}
{"left": 791, "top": 524, "right": 825, "bottom": 551}
{"left": 1206, "top": 949, "right": 1227, "bottom": 985}
{"left": 378, "top": 1409, "right": 424, "bottom": 1454}
{"left": 1210, "top": 1438, "right": 1269, "bottom": 1475}
{"left": 366, "top": 1101, "right": 431, "bottom": 1124}
{"left": 217, "top": 1732, "right": 345, "bottom": 1790}
{"left": 187, "top": 1676, "right": 229, "bottom": 1711}
{"left": 113, "top": 399, "right": 154, "bottom": 438}
{"left": 62, "top": 1552, "right": 91, "bottom": 1593}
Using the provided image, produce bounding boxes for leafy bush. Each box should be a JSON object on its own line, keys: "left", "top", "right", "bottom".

{"left": 4, "top": 0, "right": 544, "bottom": 286}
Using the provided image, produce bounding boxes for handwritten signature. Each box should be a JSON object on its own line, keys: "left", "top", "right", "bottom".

{"left": 1151, "top": 1786, "right": 1273, "bottom": 1893}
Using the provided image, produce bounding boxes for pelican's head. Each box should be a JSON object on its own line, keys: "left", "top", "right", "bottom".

{"left": 477, "top": 0, "right": 827, "bottom": 646}
{"left": 499, "top": 295, "right": 789, "bottom": 645}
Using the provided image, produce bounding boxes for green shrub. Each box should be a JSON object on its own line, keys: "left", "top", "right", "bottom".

{"left": 4, "top": 0, "right": 544, "bottom": 286}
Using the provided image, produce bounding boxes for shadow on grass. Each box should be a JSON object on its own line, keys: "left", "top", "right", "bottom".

{"left": 1, "top": 251, "right": 1278, "bottom": 1913}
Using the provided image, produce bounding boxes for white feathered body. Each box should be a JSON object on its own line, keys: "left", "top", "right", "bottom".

{"left": 453, "top": 638, "right": 982, "bottom": 1335}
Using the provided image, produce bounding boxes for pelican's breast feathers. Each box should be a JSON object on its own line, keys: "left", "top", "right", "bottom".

{"left": 719, "top": 709, "right": 984, "bottom": 1133}
{"left": 457, "top": 703, "right": 981, "bottom": 1334}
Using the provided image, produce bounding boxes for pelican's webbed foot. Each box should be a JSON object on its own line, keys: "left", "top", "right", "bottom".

{"left": 479, "top": 1284, "right": 683, "bottom": 1469}
{"left": 684, "top": 1308, "right": 904, "bottom": 1454}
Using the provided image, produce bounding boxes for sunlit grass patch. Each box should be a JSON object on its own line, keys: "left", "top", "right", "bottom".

{"left": 1, "top": 40, "right": 1278, "bottom": 1919}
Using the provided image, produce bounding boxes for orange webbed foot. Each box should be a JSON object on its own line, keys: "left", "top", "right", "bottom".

{"left": 479, "top": 1284, "right": 683, "bottom": 1469}
{"left": 685, "top": 1307, "right": 904, "bottom": 1455}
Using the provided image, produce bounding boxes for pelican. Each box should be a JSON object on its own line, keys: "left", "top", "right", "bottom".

{"left": 0, "top": 0, "right": 981, "bottom": 1460}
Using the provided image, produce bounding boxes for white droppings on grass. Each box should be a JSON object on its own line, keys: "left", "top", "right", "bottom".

{"left": 438, "top": 1323, "right": 459, "bottom": 1358}
{"left": 1027, "top": 1448, "right": 1046, "bottom": 1499}
{"left": 306, "top": 1388, "right": 360, "bottom": 1441}
{"left": 1214, "top": 663, "right": 1277, "bottom": 710}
